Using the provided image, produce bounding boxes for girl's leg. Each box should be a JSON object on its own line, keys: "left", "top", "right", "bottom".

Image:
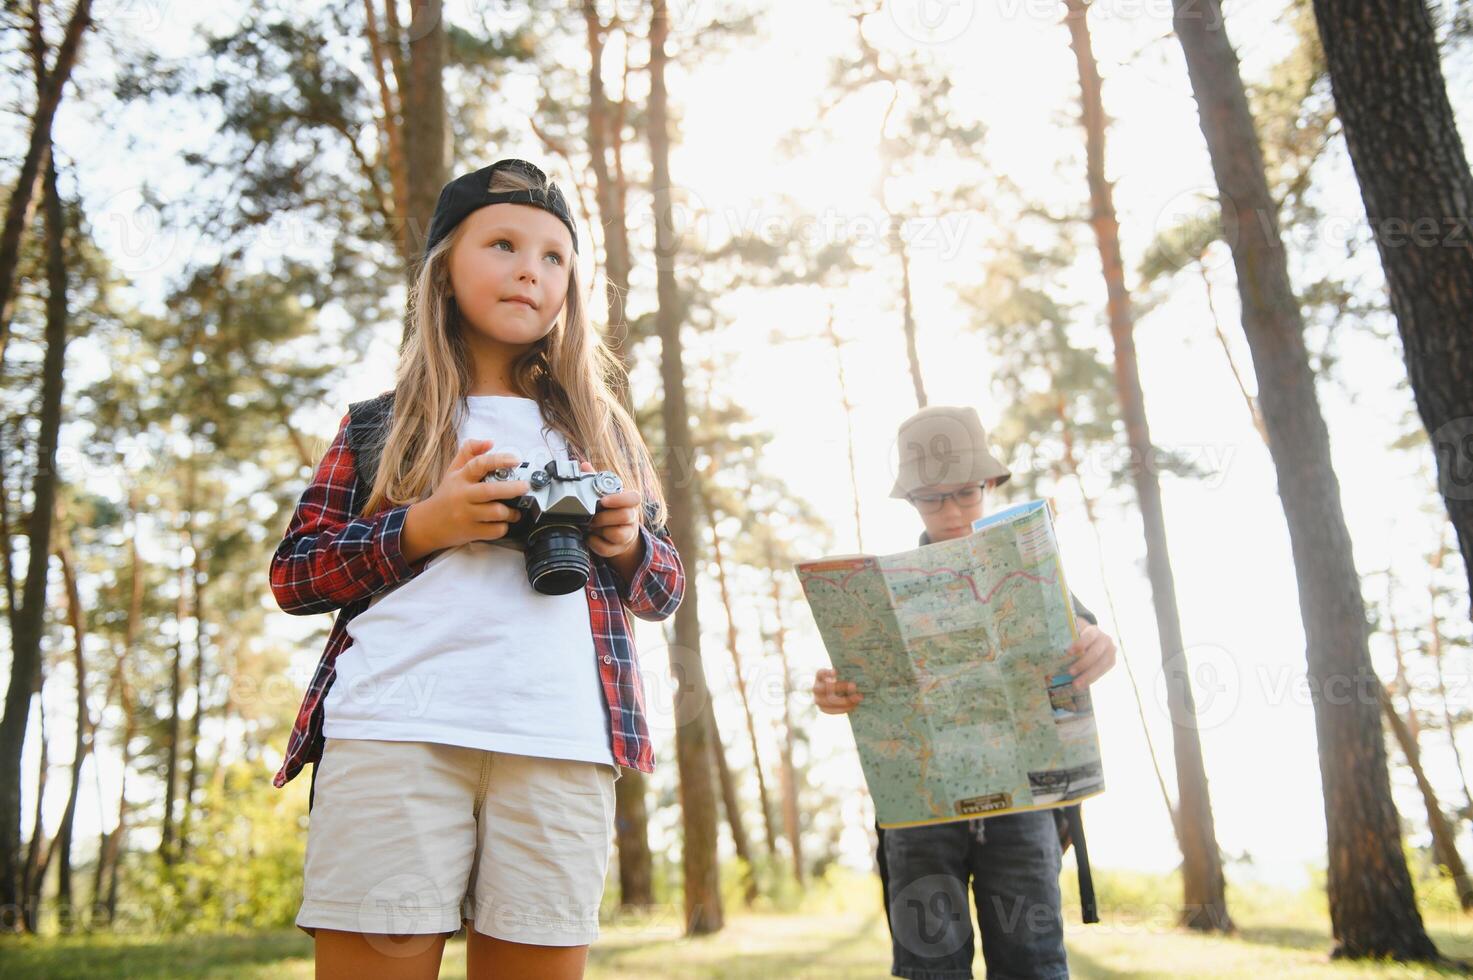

{"left": 465, "top": 925, "right": 589, "bottom": 980}
{"left": 314, "top": 927, "right": 450, "bottom": 980}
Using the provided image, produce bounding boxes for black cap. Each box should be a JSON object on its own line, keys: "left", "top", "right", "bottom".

{"left": 423, "top": 159, "right": 579, "bottom": 259}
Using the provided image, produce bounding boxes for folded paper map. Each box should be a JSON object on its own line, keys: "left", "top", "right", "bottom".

{"left": 796, "top": 499, "right": 1104, "bottom": 828}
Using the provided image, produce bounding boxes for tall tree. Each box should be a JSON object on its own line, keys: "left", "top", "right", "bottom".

{"left": 647, "top": 0, "right": 723, "bottom": 936}
{"left": 1062, "top": 0, "right": 1231, "bottom": 932}
{"left": 0, "top": 0, "right": 92, "bottom": 363}
{"left": 0, "top": 139, "right": 74, "bottom": 931}
{"left": 577, "top": 4, "right": 657, "bottom": 904}
{"left": 1310, "top": 0, "right": 1473, "bottom": 623}
{"left": 1170, "top": 0, "right": 1440, "bottom": 960}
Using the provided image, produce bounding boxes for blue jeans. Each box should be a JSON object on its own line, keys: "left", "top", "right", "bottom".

{"left": 882, "top": 811, "right": 1068, "bottom": 980}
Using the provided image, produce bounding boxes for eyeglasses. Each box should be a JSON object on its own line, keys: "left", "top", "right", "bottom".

{"left": 907, "top": 484, "right": 985, "bottom": 514}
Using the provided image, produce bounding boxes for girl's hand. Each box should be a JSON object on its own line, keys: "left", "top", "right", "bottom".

{"left": 813, "top": 668, "right": 863, "bottom": 714}
{"left": 402, "top": 439, "right": 531, "bottom": 561}
{"left": 1067, "top": 623, "right": 1118, "bottom": 690}
{"left": 580, "top": 460, "right": 642, "bottom": 559}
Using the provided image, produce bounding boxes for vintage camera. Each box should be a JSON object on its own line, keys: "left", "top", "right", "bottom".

{"left": 482, "top": 459, "right": 623, "bottom": 595}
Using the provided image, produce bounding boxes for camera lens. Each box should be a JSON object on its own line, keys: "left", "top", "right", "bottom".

{"left": 524, "top": 522, "right": 591, "bottom": 595}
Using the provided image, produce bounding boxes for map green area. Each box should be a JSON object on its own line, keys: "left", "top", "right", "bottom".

{"left": 796, "top": 500, "right": 1105, "bottom": 828}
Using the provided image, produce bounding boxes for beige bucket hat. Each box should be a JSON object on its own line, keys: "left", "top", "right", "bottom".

{"left": 889, "top": 405, "right": 1012, "bottom": 499}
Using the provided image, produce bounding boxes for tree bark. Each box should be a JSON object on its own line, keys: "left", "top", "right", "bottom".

{"left": 704, "top": 497, "right": 778, "bottom": 858}
{"left": 1064, "top": 0, "right": 1232, "bottom": 932}
{"left": 1171, "top": 0, "right": 1438, "bottom": 960}
{"left": 0, "top": 134, "right": 73, "bottom": 932}
{"left": 648, "top": 0, "right": 722, "bottom": 936}
{"left": 0, "top": 0, "right": 92, "bottom": 363}
{"left": 20, "top": 697, "right": 48, "bottom": 933}
{"left": 583, "top": 1, "right": 636, "bottom": 391}
{"left": 1311, "top": 0, "right": 1473, "bottom": 624}
{"left": 51, "top": 507, "right": 87, "bottom": 933}
{"left": 1378, "top": 682, "right": 1473, "bottom": 911}
{"left": 1429, "top": 532, "right": 1473, "bottom": 823}
{"left": 764, "top": 541, "right": 805, "bottom": 884}
{"left": 824, "top": 308, "right": 865, "bottom": 553}
{"left": 706, "top": 701, "right": 757, "bottom": 906}
{"left": 393, "top": 0, "right": 447, "bottom": 321}
{"left": 585, "top": 4, "right": 653, "bottom": 906}
{"left": 177, "top": 526, "right": 208, "bottom": 864}
{"left": 157, "top": 508, "right": 189, "bottom": 867}
{"left": 889, "top": 216, "right": 927, "bottom": 408}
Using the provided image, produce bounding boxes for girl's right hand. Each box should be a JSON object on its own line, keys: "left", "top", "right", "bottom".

{"left": 813, "top": 668, "right": 863, "bottom": 714}
{"left": 402, "top": 439, "right": 532, "bottom": 561}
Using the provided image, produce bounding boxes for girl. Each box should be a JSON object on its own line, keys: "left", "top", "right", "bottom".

{"left": 269, "top": 158, "right": 684, "bottom": 980}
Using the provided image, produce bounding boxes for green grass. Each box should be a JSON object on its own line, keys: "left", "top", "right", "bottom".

{"left": 6, "top": 870, "right": 1473, "bottom": 979}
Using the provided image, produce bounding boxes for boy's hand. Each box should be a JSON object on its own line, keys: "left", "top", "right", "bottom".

{"left": 1067, "top": 623, "right": 1117, "bottom": 690}
{"left": 580, "top": 460, "right": 642, "bottom": 558}
{"left": 813, "top": 668, "right": 864, "bottom": 714}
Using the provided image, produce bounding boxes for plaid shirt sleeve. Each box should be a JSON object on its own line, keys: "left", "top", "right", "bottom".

{"left": 269, "top": 410, "right": 431, "bottom": 616}
{"left": 609, "top": 500, "right": 684, "bottom": 621}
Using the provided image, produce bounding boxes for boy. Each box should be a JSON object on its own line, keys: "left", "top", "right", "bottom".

{"left": 813, "top": 405, "right": 1117, "bottom": 980}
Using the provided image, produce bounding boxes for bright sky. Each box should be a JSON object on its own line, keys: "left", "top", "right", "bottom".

{"left": 24, "top": 0, "right": 1473, "bottom": 903}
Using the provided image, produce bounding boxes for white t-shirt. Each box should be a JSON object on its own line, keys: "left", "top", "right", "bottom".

{"left": 321, "top": 395, "right": 616, "bottom": 766}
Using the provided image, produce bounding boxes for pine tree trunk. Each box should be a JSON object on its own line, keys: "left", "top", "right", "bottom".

{"left": 0, "top": 0, "right": 92, "bottom": 362}
{"left": 52, "top": 511, "right": 88, "bottom": 934}
{"left": 21, "top": 698, "right": 48, "bottom": 933}
{"left": 1170, "top": 0, "right": 1439, "bottom": 960}
{"left": 612, "top": 770, "right": 654, "bottom": 910}
{"left": 1429, "top": 533, "right": 1473, "bottom": 823}
{"left": 824, "top": 309, "right": 865, "bottom": 553}
{"left": 96, "top": 491, "right": 145, "bottom": 927}
{"left": 585, "top": 4, "right": 654, "bottom": 906}
{"left": 1, "top": 134, "right": 73, "bottom": 931}
{"left": 764, "top": 550, "right": 805, "bottom": 884}
{"left": 391, "top": 0, "right": 447, "bottom": 328}
{"left": 1311, "top": 0, "right": 1473, "bottom": 624}
{"left": 178, "top": 527, "right": 207, "bottom": 865}
{"left": 1057, "top": 397, "right": 1180, "bottom": 847}
{"left": 1064, "top": 0, "right": 1232, "bottom": 932}
{"left": 648, "top": 0, "right": 722, "bottom": 936}
{"left": 363, "top": 0, "right": 409, "bottom": 261}
{"left": 704, "top": 500, "right": 778, "bottom": 857}
{"left": 1378, "top": 683, "right": 1473, "bottom": 910}
{"left": 158, "top": 525, "right": 189, "bottom": 867}
{"left": 584, "top": 0, "right": 635, "bottom": 386}
{"left": 706, "top": 702, "right": 757, "bottom": 905}
{"left": 889, "top": 217, "right": 927, "bottom": 408}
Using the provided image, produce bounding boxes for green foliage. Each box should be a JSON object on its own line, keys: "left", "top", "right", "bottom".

{"left": 121, "top": 762, "right": 307, "bottom": 935}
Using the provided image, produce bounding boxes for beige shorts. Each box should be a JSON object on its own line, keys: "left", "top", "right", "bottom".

{"left": 296, "top": 737, "right": 618, "bottom": 946}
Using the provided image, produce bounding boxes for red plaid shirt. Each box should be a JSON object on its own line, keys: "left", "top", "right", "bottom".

{"left": 269, "top": 405, "right": 684, "bottom": 789}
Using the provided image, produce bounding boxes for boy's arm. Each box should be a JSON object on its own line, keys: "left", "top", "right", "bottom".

{"left": 269, "top": 411, "right": 430, "bottom": 616}
{"left": 608, "top": 501, "right": 685, "bottom": 622}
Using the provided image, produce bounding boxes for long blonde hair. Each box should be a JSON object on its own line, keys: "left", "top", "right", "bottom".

{"left": 360, "top": 165, "right": 668, "bottom": 529}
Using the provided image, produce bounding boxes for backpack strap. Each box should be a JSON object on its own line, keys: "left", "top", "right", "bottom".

{"left": 345, "top": 390, "right": 395, "bottom": 516}
{"left": 1062, "top": 804, "right": 1099, "bottom": 923}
